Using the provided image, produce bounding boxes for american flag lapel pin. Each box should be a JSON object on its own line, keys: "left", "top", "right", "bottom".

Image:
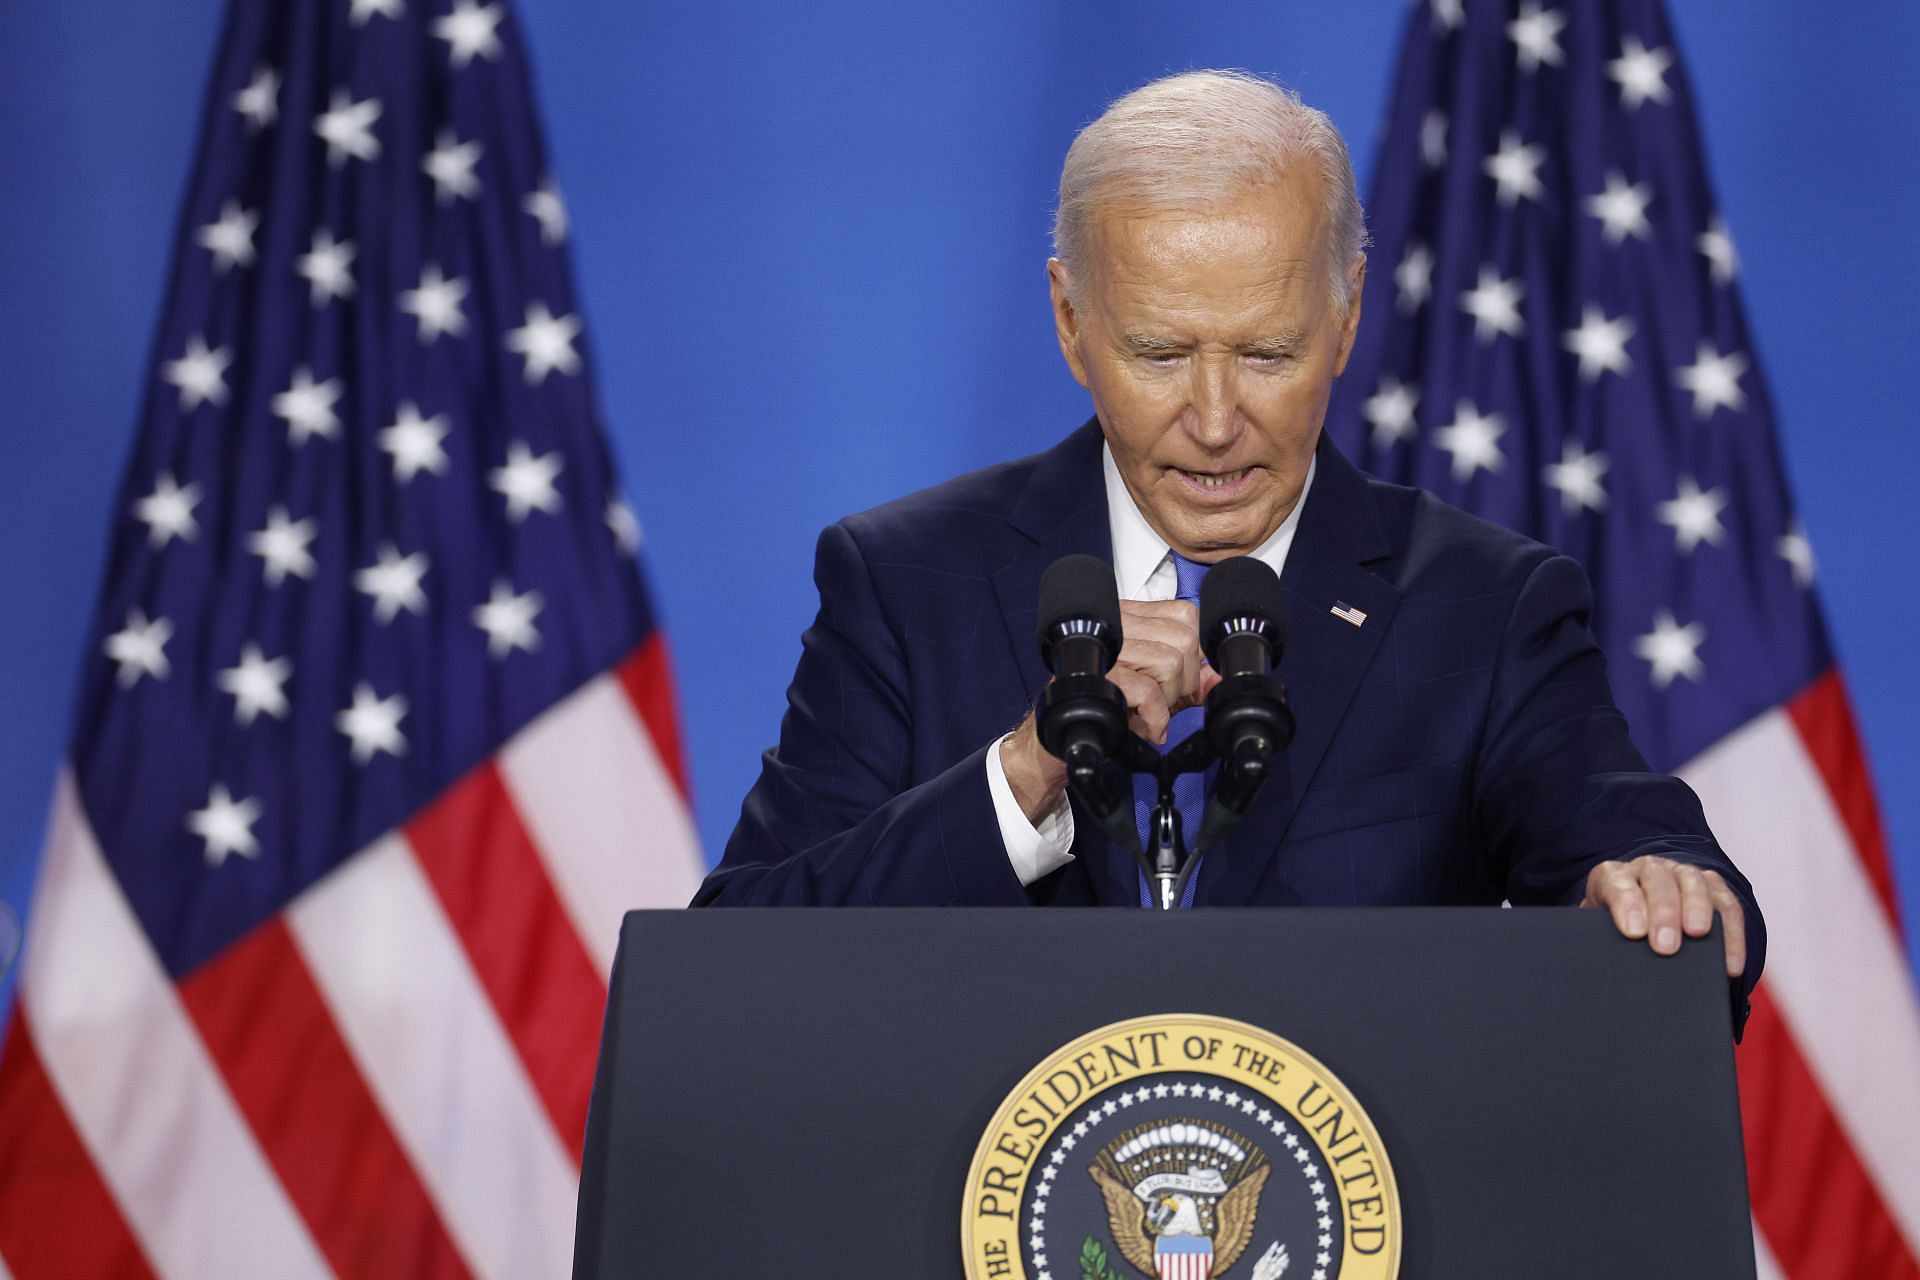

{"left": 1330, "top": 600, "right": 1367, "bottom": 628}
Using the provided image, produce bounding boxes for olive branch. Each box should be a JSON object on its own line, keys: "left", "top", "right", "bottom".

{"left": 1080, "top": 1235, "right": 1128, "bottom": 1280}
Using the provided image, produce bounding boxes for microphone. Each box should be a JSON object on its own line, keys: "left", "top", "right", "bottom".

{"left": 1198, "top": 557, "right": 1295, "bottom": 815}
{"left": 1034, "top": 554, "right": 1129, "bottom": 788}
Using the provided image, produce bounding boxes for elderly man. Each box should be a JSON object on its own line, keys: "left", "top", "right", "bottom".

{"left": 693, "top": 71, "right": 1762, "bottom": 1009}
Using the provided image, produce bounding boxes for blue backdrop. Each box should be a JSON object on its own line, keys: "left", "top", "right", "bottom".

{"left": 2, "top": 2, "right": 1915, "bottom": 983}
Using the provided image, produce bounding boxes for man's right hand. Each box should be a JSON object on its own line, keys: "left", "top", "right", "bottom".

{"left": 1001, "top": 598, "right": 1219, "bottom": 823}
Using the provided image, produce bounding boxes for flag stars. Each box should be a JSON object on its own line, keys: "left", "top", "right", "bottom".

{"left": 490, "top": 441, "right": 565, "bottom": 522}
{"left": 1484, "top": 131, "right": 1546, "bottom": 206}
{"left": 217, "top": 644, "right": 292, "bottom": 725}
{"left": 314, "top": 90, "right": 382, "bottom": 166}
{"left": 1363, "top": 376, "right": 1420, "bottom": 446}
{"left": 197, "top": 200, "right": 259, "bottom": 272}
{"left": 1634, "top": 611, "right": 1706, "bottom": 689}
{"left": 1608, "top": 35, "right": 1674, "bottom": 111}
{"left": 505, "top": 302, "right": 583, "bottom": 383}
{"left": 473, "top": 580, "right": 545, "bottom": 658}
{"left": 105, "top": 609, "right": 172, "bottom": 687}
{"left": 1430, "top": 0, "right": 1463, "bottom": 32}
{"left": 1777, "top": 523, "right": 1816, "bottom": 587}
{"left": 336, "top": 683, "right": 408, "bottom": 764}
{"left": 1543, "top": 442, "right": 1610, "bottom": 513}
{"left": 1419, "top": 110, "right": 1448, "bottom": 169}
{"left": 272, "top": 366, "right": 343, "bottom": 445}
{"left": 296, "top": 228, "right": 356, "bottom": 306}
{"left": 186, "top": 784, "right": 263, "bottom": 867}
{"left": 607, "top": 498, "right": 643, "bottom": 554}
{"left": 354, "top": 543, "right": 431, "bottom": 623}
{"left": 1676, "top": 342, "right": 1749, "bottom": 418}
{"left": 350, "top": 0, "right": 404, "bottom": 24}
{"left": 1435, "top": 401, "right": 1508, "bottom": 481}
{"left": 1656, "top": 477, "right": 1730, "bottom": 553}
{"left": 1395, "top": 242, "right": 1433, "bottom": 314}
{"left": 399, "top": 264, "right": 470, "bottom": 343}
{"left": 434, "top": 0, "right": 505, "bottom": 68}
{"left": 134, "top": 471, "right": 202, "bottom": 547}
{"left": 162, "top": 334, "right": 232, "bottom": 411}
{"left": 248, "top": 506, "right": 318, "bottom": 586}
{"left": 378, "top": 402, "right": 452, "bottom": 483}
{"left": 1507, "top": 4, "right": 1567, "bottom": 73}
{"left": 232, "top": 65, "right": 280, "bottom": 131}
{"left": 1586, "top": 172, "right": 1653, "bottom": 245}
{"left": 1698, "top": 216, "right": 1739, "bottom": 285}
{"left": 1459, "top": 266, "right": 1525, "bottom": 342}
{"left": 1563, "top": 305, "right": 1635, "bottom": 381}
{"left": 422, "top": 129, "right": 483, "bottom": 203}
{"left": 523, "top": 178, "right": 569, "bottom": 245}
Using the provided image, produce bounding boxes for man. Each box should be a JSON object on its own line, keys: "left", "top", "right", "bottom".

{"left": 693, "top": 71, "right": 1762, "bottom": 1012}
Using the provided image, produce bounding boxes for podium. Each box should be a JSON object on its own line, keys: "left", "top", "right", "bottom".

{"left": 574, "top": 909, "right": 1753, "bottom": 1279}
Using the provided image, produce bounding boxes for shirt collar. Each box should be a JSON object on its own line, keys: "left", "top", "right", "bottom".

{"left": 1100, "top": 441, "right": 1318, "bottom": 598}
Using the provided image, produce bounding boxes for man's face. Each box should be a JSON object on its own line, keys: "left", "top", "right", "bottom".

{"left": 1049, "top": 171, "right": 1364, "bottom": 561}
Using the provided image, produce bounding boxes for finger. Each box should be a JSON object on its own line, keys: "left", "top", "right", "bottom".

{"left": 1582, "top": 861, "right": 1648, "bottom": 940}
{"left": 1108, "top": 665, "right": 1171, "bottom": 743}
{"left": 1116, "top": 637, "right": 1198, "bottom": 710}
{"left": 1704, "top": 872, "right": 1748, "bottom": 978}
{"left": 1637, "top": 858, "right": 1684, "bottom": 956}
{"left": 1675, "top": 864, "right": 1715, "bottom": 937}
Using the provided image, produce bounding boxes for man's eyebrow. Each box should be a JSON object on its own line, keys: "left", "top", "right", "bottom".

{"left": 1120, "top": 331, "right": 1188, "bottom": 352}
{"left": 1240, "top": 331, "right": 1308, "bottom": 356}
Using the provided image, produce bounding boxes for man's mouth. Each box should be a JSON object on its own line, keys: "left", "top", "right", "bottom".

{"left": 1174, "top": 466, "right": 1254, "bottom": 496}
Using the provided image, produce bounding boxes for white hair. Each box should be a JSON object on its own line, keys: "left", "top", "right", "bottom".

{"left": 1053, "top": 69, "right": 1370, "bottom": 314}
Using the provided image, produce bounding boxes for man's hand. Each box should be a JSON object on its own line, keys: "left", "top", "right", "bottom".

{"left": 1002, "top": 599, "right": 1222, "bottom": 823}
{"left": 1580, "top": 855, "right": 1747, "bottom": 978}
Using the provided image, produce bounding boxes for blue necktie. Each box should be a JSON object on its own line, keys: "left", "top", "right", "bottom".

{"left": 1134, "top": 552, "right": 1209, "bottom": 907}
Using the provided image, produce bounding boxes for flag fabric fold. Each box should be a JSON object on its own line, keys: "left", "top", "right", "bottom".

{"left": 0, "top": 0, "right": 701, "bottom": 1274}
{"left": 1326, "top": 1, "right": 1920, "bottom": 1273}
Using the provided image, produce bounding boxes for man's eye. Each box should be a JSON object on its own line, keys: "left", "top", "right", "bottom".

{"left": 1141, "top": 352, "right": 1182, "bottom": 366}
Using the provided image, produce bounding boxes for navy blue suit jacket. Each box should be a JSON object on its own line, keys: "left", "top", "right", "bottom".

{"left": 695, "top": 422, "right": 1764, "bottom": 1007}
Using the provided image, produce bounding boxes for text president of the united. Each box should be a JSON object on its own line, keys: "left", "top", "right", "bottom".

{"left": 692, "top": 70, "right": 1762, "bottom": 1012}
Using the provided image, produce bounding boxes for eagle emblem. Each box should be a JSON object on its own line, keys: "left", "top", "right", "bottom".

{"left": 1089, "top": 1118, "right": 1290, "bottom": 1280}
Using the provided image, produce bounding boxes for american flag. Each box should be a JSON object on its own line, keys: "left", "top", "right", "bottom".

{"left": 1325, "top": 1, "right": 1920, "bottom": 1273}
{"left": 0, "top": 1, "right": 702, "bottom": 1275}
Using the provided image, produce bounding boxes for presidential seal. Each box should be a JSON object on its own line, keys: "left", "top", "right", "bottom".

{"left": 963, "top": 1015, "right": 1399, "bottom": 1280}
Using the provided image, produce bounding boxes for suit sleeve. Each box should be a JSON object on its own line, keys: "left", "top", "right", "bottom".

{"left": 691, "top": 521, "right": 1032, "bottom": 906}
{"left": 1473, "top": 551, "right": 1767, "bottom": 1023}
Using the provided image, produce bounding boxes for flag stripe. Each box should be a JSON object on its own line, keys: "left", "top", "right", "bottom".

{"left": 406, "top": 760, "right": 608, "bottom": 1159}
{"left": 177, "top": 916, "right": 475, "bottom": 1279}
{"left": 1786, "top": 671, "right": 1902, "bottom": 935}
{"left": 1681, "top": 702, "right": 1920, "bottom": 1254}
{"left": 499, "top": 659, "right": 703, "bottom": 979}
{"left": 1754, "top": 1225, "right": 1786, "bottom": 1280}
{"left": 287, "top": 832, "right": 579, "bottom": 1280}
{"left": 0, "top": 1009, "right": 156, "bottom": 1280}
{"left": 1740, "top": 992, "right": 1920, "bottom": 1279}
{"left": 19, "top": 773, "right": 331, "bottom": 1278}
{"left": 616, "top": 633, "right": 692, "bottom": 801}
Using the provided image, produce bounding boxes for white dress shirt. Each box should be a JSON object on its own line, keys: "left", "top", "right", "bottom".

{"left": 986, "top": 442, "right": 1318, "bottom": 885}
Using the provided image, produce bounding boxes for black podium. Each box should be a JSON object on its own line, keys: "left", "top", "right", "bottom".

{"left": 574, "top": 909, "right": 1753, "bottom": 1279}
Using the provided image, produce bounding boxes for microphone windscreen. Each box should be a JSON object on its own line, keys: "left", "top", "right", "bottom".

{"left": 1199, "top": 556, "right": 1287, "bottom": 660}
{"left": 1036, "top": 554, "right": 1123, "bottom": 653}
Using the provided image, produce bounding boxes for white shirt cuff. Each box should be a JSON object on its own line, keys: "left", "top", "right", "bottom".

{"left": 984, "top": 733, "right": 1076, "bottom": 887}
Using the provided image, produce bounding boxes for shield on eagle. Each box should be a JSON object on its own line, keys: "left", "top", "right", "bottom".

{"left": 1155, "top": 1232, "right": 1215, "bottom": 1280}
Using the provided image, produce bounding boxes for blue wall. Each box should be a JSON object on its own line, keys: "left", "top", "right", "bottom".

{"left": 2, "top": 2, "right": 1915, "bottom": 985}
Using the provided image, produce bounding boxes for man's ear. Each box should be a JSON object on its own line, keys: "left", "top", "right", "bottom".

{"left": 1331, "top": 254, "right": 1367, "bottom": 378}
{"left": 1047, "top": 258, "right": 1092, "bottom": 389}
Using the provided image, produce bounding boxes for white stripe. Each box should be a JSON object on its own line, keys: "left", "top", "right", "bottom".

{"left": 287, "top": 833, "right": 577, "bottom": 1280}
{"left": 1752, "top": 1221, "right": 1785, "bottom": 1280}
{"left": 1681, "top": 708, "right": 1920, "bottom": 1253}
{"left": 499, "top": 671, "right": 702, "bottom": 975}
{"left": 20, "top": 771, "right": 330, "bottom": 1280}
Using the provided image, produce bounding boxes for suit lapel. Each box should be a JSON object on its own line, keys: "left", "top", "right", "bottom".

{"left": 1200, "top": 438, "right": 1402, "bottom": 907}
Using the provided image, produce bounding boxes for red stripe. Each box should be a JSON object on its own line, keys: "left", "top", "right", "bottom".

{"left": 405, "top": 760, "right": 608, "bottom": 1159}
{"left": 1741, "top": 989, "right": 1920, "bottom": 1278}
{"left": 1788, "top": 670, "right": 1903, "bottom": 936}
{"left": 0, "top": 1007, "right": 156, "bottom": 1280}
{"left": 177, "top": 918, "right": 473, "bottom": 1279}
{"left": 615, "top": 633, "right": 692, "bottom": 801}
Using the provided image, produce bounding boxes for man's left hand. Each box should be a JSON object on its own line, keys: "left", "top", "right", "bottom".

{"left": 1580, "top": 855, "right": 1747, "bottom": 978}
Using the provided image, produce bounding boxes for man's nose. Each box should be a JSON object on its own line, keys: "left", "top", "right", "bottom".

{"left": 1187, "top": 355, "right": 1239, "bottom": 446}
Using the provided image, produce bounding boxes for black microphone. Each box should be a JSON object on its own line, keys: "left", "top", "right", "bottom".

{"left": 1198, "top": 556, "right": 1295, "bottom": 813}
{"left": 1034, "top": 554, "right": 1129, "bottom": 788}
